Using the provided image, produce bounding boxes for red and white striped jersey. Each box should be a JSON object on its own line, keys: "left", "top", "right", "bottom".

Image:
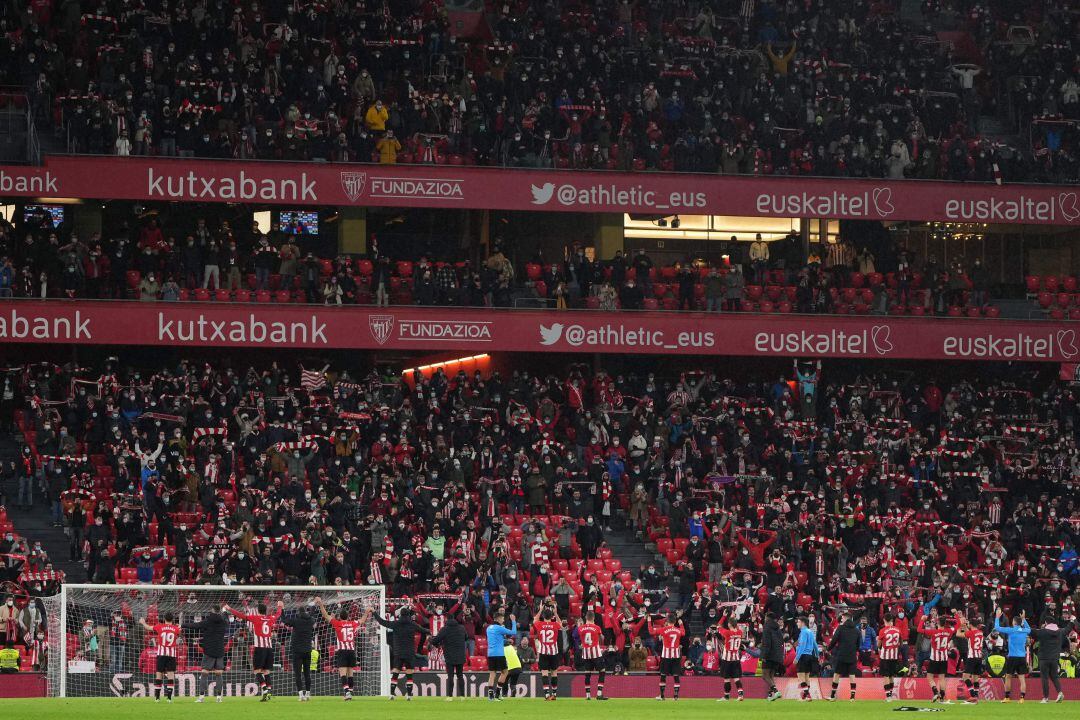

{"left": 578, "top": 622, "right": 604, "bottom": 660}
{"left": 920, "top": 624, "right": 954, "bottom": 662}
{"left": 649, "top": 620, "right": 685, "bottom": 659}
{"left": 229, "top": 609, "right": 281, "bottom": 648}
{"left": 964, "top": 627, "right": 985, "bottom": 659}
{"left": 152, "top": 623, "right": 181, "bottom": 658}
{"left": 533, "top": 620, "right": 561, "bottom": 656}
{"left": 715, "top": 626, "right": 744, "bottom": 662}
{"left": 878, "top": 625, "right": 903, "bottom": 660}
{"left": 330, "top": 619, "right": 361, "bottom": 651}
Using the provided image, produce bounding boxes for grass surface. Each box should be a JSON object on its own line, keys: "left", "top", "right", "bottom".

{"left": 0, "top": 697, "right": 1074, "bottom": 720}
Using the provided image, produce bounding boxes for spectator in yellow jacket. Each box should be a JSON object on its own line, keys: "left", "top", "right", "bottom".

{"left": 376, "top": 131, "right": 401, "bottom": 164}
{"left": 365, "top": 100, "right": 389, "bottom": 132}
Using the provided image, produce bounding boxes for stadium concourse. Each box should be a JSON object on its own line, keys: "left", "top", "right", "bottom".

{"left": 0, "top": 352, "right": 1077, "bottom": 701}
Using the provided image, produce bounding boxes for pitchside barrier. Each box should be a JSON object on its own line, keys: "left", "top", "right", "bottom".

{"left": 12, "top": 669, "right": 1079, "bottom": 700}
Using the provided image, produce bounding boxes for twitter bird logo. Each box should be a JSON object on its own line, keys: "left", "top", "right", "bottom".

{"left": 531, "top": 183, "right": 556, "bottom": 205}
{"left": 539, "top": 323, "right": 564, "bottom": 345}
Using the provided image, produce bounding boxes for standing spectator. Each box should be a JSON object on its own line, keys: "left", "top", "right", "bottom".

{"left": 749, "top": 234, "right": 770, "bottom": 283}
{"left": 724, "top": 266, "right": 745, "bottom": 311}
{"left": 279, "top": 238, "right": 300, "bottom": 293}
{"left": 202, "top": 241, "right": 221, "bottom": 290}
{"left": 138, "top": 273, "right": 160, "bottom": 301}
{"left": 376, "top": 130, "right": 401, "bottom": 164}
{"left": 619, "top": 278, "right": 644, "bottom": 310}
{"left": 253, "top": 237, "right": 277, "bottom": 291}
{"left": 365, "top": 101, "right": 389, "bottom": 133}
{"left": 705, "top": 269, "right": 724, "bottom": 311}
{"left": 969, "top": 258, "right": 989, "bottom": 308}
{"left": 323, "top": 276, "right": 343, "bottom": 305}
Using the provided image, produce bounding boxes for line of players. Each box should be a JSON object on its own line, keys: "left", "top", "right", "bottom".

{"left": 137, "top": 598, "right": 372, "bottom": 703}
{"left": 135, "top": 600, "right": 1067, "bottom": 703}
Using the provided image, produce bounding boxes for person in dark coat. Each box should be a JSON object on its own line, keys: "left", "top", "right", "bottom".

{"left": 281, "top": 605, "right": 317, "bottom": 700}
{"left": 827, "top": 612, "right": 861, "bottom": 701}
{"left": 1032, "top": 619, "right": 1069, "bottom": 702}
{"left": 373, "top": 607, "right": 424, "bottom": 698}
{"left": 185, "top": 610, "right": 228, "bottom": 702}
{"left": 431, "top": 614, "right": 468, "bottom": 699}
{"left": 759, "top": 612, "right": 785, "bottom": 701}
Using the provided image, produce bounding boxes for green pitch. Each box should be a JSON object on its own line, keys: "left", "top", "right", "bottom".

{"left": 0, "top": 697, "right": 1075, "bottom": 720}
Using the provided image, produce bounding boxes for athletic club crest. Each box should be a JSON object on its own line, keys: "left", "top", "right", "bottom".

{"left": 368, "top": 314, "right": 395, "bottom": 345}
{"left": 341, "top": 172, "right": 367, "bottom": 202}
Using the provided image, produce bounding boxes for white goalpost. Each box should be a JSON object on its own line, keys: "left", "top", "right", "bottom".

{"left": 45, "top": 584, "right": 388, "bottom": 699}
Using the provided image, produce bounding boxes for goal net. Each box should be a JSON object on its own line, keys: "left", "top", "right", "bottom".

{"left": 47, "top": 584, "right": 387, "bottom": 699}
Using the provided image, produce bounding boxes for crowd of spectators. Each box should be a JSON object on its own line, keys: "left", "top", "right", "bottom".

{"left": 3, "top": 1, "right": 1079, "bottom": 183}
{"left": 1, "top": 354, "right": 1078, "bottom": 677}
{"left": 0, "top": 210, "right": 997, "bottom": 317}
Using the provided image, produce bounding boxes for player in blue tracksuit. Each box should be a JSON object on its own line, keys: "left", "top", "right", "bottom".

{"left": 795, "top": 616, "right": 818, "bottom": 701}
{"left": 485, "top": 609, "right": 517, "bottom": 701}
{"left": 995, "top": 611, "right": 1031, "bottom": 702}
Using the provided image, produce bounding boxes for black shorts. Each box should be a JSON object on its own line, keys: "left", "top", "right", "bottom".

{"left": 202, "top": 655, "right": 225, "bottom": 671}
{"left": 926, "top": 660, "right": 948, "bottom": 675}
{"left": 538, "top": 654, "right": 560, "bottom": 672}
{"left": 659, "top": 657, "right": 681, "bottom": 676}
{"left": 395, "top": 655, "right": 415, "bottom": 670}
{"left": 578, "top": 657, "right": 602, "bottom": 672}
{"left": 487, "top": 655, "right": 507, "bottom": 671}
{"left": 156, "top": 655, "right": 177, "bottom": 674}
{"left": 252, "top": 647, "right": 274, "bottom": 670}
{"left": 721, "top": 660, "right": 742, "bottom": 678}
{"left": 1003, "top": 657, "right": 1028, "bottom": 675}
{"left": 880, "top": 659, "right": 902, "bottom": 678}
{"left": 834, "top": 660, "right": 857, "bottom": 677}
{"left": 335, "top": 649, "right": 357, "bottom": 668}
{"left": 796, "top": 656, "right": 817, "bottom": 674}
{"left": 761, "top": 660, "right": 785, "bottom": 675}
{"left": 963, "top": 658, "right": 983, "bottom": 676}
